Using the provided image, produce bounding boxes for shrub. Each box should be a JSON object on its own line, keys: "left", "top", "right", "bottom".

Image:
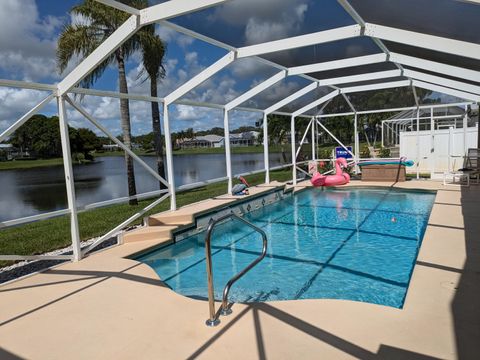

{"left": 378, "top": 147, "right": 391, "bottom": 158}
{"left": 360, "top": 145, "right": 370, "bottom": 158}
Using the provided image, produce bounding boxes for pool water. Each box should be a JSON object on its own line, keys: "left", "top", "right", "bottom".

{"left": 137, "top": 188, "right": 436, "bottom": 308}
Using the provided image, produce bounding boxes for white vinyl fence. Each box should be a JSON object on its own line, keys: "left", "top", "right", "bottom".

{"left": 400, "top": 125, "right": 478, "bottom": 174}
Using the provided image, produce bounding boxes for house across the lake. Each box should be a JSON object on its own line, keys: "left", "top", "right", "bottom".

{"left": 179, "top": 134, "right": 224, "bottom": 149}
{"left": 0, "top": 144, "right": 15, "bottom": 161}
{"left": 179, "top": 132, "right": 259, "bottom": 149}
{"left": 230, "top": 131, "right": 259, "bottom": 146}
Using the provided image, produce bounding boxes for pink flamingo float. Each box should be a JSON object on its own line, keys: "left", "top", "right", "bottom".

{"left": 311, "top": 157, "right": 350, "bottom": 187}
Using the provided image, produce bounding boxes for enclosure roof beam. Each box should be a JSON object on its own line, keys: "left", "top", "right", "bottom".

{"left": 264, "top": 82, "right": 318, "bottom": 114}
{"left": 225, "top": 70, "right": 287, "bottom": 111}
{"left": 390, "top": 53, "right": 480, "bottom": 83}
{"left": 261, "top": 70, "right": 401, "bottom": 116}
{"left": 164, "top": 51, "right": 236, "bottom": 104}
{"left": 139, "top": 0, "right": 230, "bottom": 25}
{"left": 288, "top": 53, "right": 387, "bottom": 76}
{"left": 292, "top": 90, "right": 340, "bottom": 117}
{"left": 0, "top": 79, "right": 56, "bottom": 91}
{"left": 365, "top": 23, "right": 480, "bottom": 60}
{"left": 158, "top": 20, "right": 237, "bottom": 52}
{"left": 318, "top": 112, "right": 356, "bottom": 118}
{"left": 70, "top": 87, "right": 165, "bottom": 103}
{"left": 412, "top": 80, "right": 480, "bottom": 102}
{"left": 93, "top": 0, "right": 140, "bottom": 15}
{"left": 317, "top": 101, "right": 474, "bottom": 118}
{"left": 236, "top": 25, "right": 362, "bottom": 58}
{"left": 405, "top": 69, "right": 480, "bottom": 96}
{"left": 318, "top": 69, "right": 401, "bottom": 87}
{"left": 341, "top": 80, "right": 411, "bottom": 93}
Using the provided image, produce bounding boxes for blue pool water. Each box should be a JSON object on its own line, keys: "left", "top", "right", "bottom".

{"left": 137, "top": 188, "right": 436, "bottom": 308}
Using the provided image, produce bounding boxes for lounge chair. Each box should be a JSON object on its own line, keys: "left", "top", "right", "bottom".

{"left": 443, "top": 148, "right": 480, "bottom": 186}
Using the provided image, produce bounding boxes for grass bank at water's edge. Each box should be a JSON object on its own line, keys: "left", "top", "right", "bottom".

{"left": 0, "top": 169, "right": 292, "bottom": 267}
{"left": 0, "top": 158, "right": 64, "bottom": 170}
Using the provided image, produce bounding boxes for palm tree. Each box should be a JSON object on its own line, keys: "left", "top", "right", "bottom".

{"left": 57, "top": 0, "right": 148, "bottom": 205}
{"left": 138, "top": 28, "right": 167, "bottom": 188}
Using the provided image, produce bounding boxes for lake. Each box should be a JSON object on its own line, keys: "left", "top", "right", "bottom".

{"left": 0, "top": 153, "right": 290, "bottom": 222}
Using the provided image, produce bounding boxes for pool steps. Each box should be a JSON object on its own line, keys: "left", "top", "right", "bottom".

{"left": 122, "top": 181, "right": 297, "bottom": 244}
{"left": 121, "top": 225, "right": 178, "bottom": 243}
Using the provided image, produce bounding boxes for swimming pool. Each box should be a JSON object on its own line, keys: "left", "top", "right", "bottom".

{"left": 136, "top": 187, "right": 436, "bottom": 308}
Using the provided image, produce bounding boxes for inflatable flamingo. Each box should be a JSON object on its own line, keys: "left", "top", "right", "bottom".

{"left": 311, "top": 158, "right": 350, "bottom": 187}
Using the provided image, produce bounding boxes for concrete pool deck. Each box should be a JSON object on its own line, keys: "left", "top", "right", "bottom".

{"left": 0, "top": 180, "right": 479, "bottom": 359}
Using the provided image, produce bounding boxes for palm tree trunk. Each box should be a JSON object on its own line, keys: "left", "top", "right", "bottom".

{"left": 150, "top": 77, "right": 166, "bottom": 189}
{"left": 117, "top": 50, "right": 138, "bottom": 205}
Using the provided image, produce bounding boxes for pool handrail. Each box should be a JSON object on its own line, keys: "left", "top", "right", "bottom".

{"left": 204, "top": 212, "right": 268, "bottom": 327}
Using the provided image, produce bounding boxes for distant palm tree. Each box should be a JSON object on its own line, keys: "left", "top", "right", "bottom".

{"left": 57, "top": 0, "right": 148, "bottom": 205}
{"left": 138, "top": 28, "right": 167, "bottom": 188}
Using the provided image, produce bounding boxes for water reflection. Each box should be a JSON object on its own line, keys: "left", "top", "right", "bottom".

{"left": 0, "top": 153, "right": 289, "bottom": 221}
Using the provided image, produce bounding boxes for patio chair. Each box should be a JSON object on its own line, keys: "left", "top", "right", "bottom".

{"left": 367, "top": 146, "right": 378, "bottom": 158}
{"left": 462, "top": 148, "right": 480, "bottom": 184}
{"left": 443, "top": 148, "right": 480, "bottom": 186}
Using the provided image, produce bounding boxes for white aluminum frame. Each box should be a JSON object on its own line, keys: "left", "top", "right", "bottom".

{"left": 0, "top": 94, "right": 55, "bottom": 142}
{"left": 405, "top": 69, "right": 480, "bottom": 96}
{"left": 364, "top": 23, "right": 480, "bottom": 61}
{"left": 288, "top": 53, "right": 387, "bottom": 76}
{"left": 236, "top": 25, "right": 362, "bottom": 58}
{"left": 390, "top": 53, "right": 480, "bottom": 83}
{"left": 58, "top": 96, "right": 82, "bottom": 261}
{"left": 3, "top": 0, "right": 480, "bottom": 264}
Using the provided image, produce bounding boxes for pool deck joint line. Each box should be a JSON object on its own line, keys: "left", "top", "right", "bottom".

{"left": 0, "top": 180, "right": 479, "bottom": 359}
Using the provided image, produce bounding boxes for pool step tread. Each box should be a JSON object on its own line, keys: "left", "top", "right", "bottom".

{"left": 123, "top": 225, "right": 178, "bottom": 243}
{"left": 147, "top": 213, "right": 193, "bottom": 226}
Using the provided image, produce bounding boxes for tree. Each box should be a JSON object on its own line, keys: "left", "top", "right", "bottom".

{"left": 10, "top": 115, "right": 61, "bottom": 158}
{"left": 74, "top": 128, "right": 102, "bottom": 160}
{"left": 133, "top": 132, "right": 155, "bottom": 152}
{"left": 266, "top": 114, "right": 290, "bottom": 163}
{"left": 196, "top": 127, "right": 224, "bottom": 136}
{"left": 138, "top": 27, "right": 167, "bottom": 188}
{"left": 57, "top": 0, "right": 148, "bottom": 205}
{"left": 10, "top": 114, "right": 102, "bottom": 160}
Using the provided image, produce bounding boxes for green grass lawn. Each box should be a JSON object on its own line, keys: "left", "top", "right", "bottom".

{"left": 0, "top": 169, "right": 292, "bottom": 267}
{"left": 0, "top": 158, "right": 64, "bottom": 171}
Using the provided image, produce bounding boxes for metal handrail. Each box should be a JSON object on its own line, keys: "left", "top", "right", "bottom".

{"left": 204, "top": 212, "right": 268, "bottom": 327}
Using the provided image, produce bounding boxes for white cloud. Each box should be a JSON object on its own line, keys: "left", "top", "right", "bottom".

{"left": 176, "top": 105, "right": 197, "bottom": 120}
{"left": 242, "top": 80, "right": 305, "bottom": 109}
{"left": 156, "top": 24, "right": 194, "bottom": 49}
{"left": 0, "top": 87, "right": 56, "bottom": 132}
{"left": 211, "top": 0, "right": 309, "bottom": 45}
{"left": 0, "top": 0, "right": 63, "bottom": 82}
{"left": 229, "top": 58, "right": 277, "bottom": 80}
{"left": 185, "top": 52, "right": 198, "bottom": 65}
